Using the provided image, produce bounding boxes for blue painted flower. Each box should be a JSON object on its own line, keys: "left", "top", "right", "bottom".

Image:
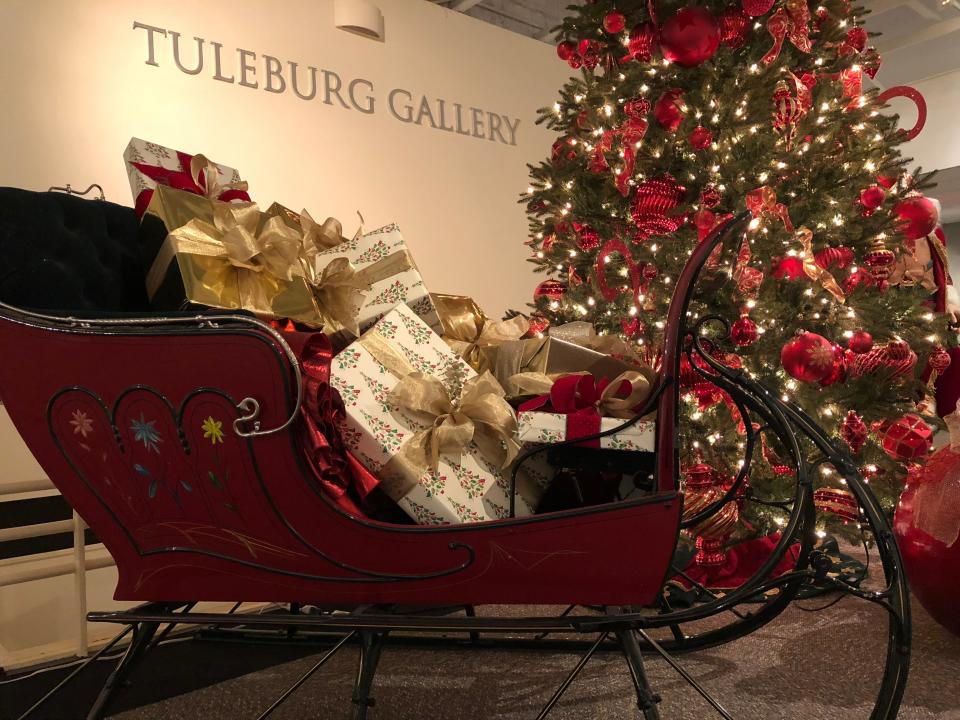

{"left": 130, "top": 413, "right": 162, "bottom": 453}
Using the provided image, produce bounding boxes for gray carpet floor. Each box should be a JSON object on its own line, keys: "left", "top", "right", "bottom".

{"left": 108, "top": 596, "right": 960, "bottom": 720}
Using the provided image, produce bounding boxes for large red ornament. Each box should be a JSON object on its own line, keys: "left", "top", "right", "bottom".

{"left": 813, "top": 487, "right": 860, "bottom": 522}
{"left": 878, "top": 414, "right": 932, "bottom": 460}
{"left": 840, "top": 411, "right": 868, "bottom": 454}
{"left": 627, "top": 23, "right": 657, "bottom": 62}
{"left": 859, "top": 185, "right": 886, "bottom": 214}
{"left": 848, "top": 330, "right": 873, "bottom": 354}
{"left": 534, "top": 280, "right": 567, "bottom": 303}
{"left": 603, "top": 10, "right": 627, "bottom": 34}
{"left": 575, "top": 224, "right": 601, "bottom": 251}
{"left": 719, "top": 7, "right": 750, "bottom": 48}
{"left": 688, "top": 126, "right": 713, "bottom": 150}
{"left": 742, "top": 0, "right": 775, "bottom": 16}
{"left": 631, "top": 175, "right": 687, "bottom": 238}
{"left": 654, "top": 89, "right": 685, "bottom": 132}
{"left": 819, "top": 344, "right": 849, "bottom": 387}
{"left": 781, "top": 332, "right": 834, "bottom": 382}
{"left": 893, "top": 195, "right": 938, "bottom": 241}
{"left": 771, "top": 256, "right": 805, "bottom": 281}
{"left": 894, "top": 445, "right": 960, "bottom": 638}
{"left": 659, "top": 7, "right": 721, "bottom": 67}
{"left": 557, "top": 40, "right": 576, "bottom": 61}
{"left": 814, "top": 246, "right": 855, "bottom": 270}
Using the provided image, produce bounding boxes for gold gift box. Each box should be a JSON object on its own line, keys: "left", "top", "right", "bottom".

{"left": 139, "top": 186, "right": 321, "bottom": 325}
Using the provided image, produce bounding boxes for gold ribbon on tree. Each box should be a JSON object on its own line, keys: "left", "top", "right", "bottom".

{"left": 356, "top": 331, "right": 530, "bottom": 503}
{"left": 796, "top": 227, "right": 846, "bottom": 303}
{"left": 746, "top": 186, "right": 794, "bottom": 233}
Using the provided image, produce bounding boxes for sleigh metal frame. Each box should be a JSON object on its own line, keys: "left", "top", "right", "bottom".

{"left": 1, "top": 214, "right": 909, "bottom": 720}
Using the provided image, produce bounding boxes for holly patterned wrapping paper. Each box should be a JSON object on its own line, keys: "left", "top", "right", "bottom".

{"left": 330, "top": 304, "right": 550, "bottom": 525}
{"left": 516, "top": 410, "right": 655, "bottom": 452}
{"left": 123, "top": 138, "right": 246, "bottom": 213}
{"left": 312, "top": 223, "right": 440, "bottom": 338}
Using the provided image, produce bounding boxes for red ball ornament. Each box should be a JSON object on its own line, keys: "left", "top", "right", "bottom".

{"left": 575, "top": 224, "right": 601, "bottom": 251}
{"left": 819, "top": 344, "right": 849, "bottom": 387}
{"left": 731, "top": 315, "right": 758, "bottom": 347}
{"left": 781, "top": 332, "right": 835, "bottom": 382}
{"left": 741, "top": 0, "right": 775, "bottom": 16}
{"left": 534, "top": 280, "right": 567, "bottom": 303}
{"left": 814, "top": 487, "right": 860, "bottom": 522}
{"left": 688, "top": 126, "right": 713, "bottom": 150}
{"left": 624, "top": 97, "right": 651, "bottom": 118}
{"left": 628, "top": 23, "right": 657, "bottom": 62}
{"left": 772, "top": 256, "right": 805, "bottom": 281}
{"left": 929, "top": 346, "right": 952, "bottom": 374}
{"left": 895, "top": 446, "right": 960, "bottom": 638}
{"left": 603, "top": 10, "right": 627, "bottom": 34}
{"left": 814, "top": 246, "right": 855, "bottom": 270}
{"left": 893, "top": 195, "right": 939, "bottom": 240}
{"left": 659, "top": 7, "right": 721, "bottom": 68}
{"left": 878, "top": 414, "right": 932, "bottom": 460}
{"left": 700, "top": 185, "right": 722, "bottom": 208}
{"left": 654, "top": 89, "right": 685, "bottom": 132}
{"left": 846, "top": 26, "right": 868, "bottom": 52}
{"left": 848, "top": 330, "right": 874, "bottom": 354}
{"left": 719, "top": 7, "right": 750, "bottom": 48}
{"left": 859, "top": 185, "right": 887, "bottom": 213}
{"left": 883, "top": 339, "right": 918, "bottom": 377}
{"left": 877, "top": 174, "right": 898, "bottom": 189}
{"left": 557, "top": 40, "right": 576, "bottom": 61}
{"left": 568, "top": 54, "right": 584, "bottom": 70}
{"left": 840, "top": 411, "right": 868, "bottom": 454}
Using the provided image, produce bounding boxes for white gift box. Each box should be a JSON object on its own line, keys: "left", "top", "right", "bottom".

{"left": 516, "top": 410, "right": 655, "bottom": 452}
{"left": 331, "top": 303, "right": 543, "bottom": 525}
{"left": 123, "top": 137, "right": 245, "bottom": 210}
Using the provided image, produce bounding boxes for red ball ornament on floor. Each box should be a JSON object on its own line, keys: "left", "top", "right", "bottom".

{"left": 731, "top": 315, "right": 758, "bottom": 347}
{"left": 848, "top": 330, "right": 873, "bottom": 354}
{"left": 534, "top": 280, "right": 567, "bottom": 303}
{"left": 557, "top": 40, "right": 576, "bottom": 61}
{"left": 654, "top": 89, "right": 685, "bottom": 132}
{"left": 893, "top": 195, "right": 938, "bottom": 240}
{"left": 603, "top": 10, "right": 627, "bottom": 34}
{"left": 741, "top": 0, "right": 776, "bottom": 16}
{"left": 781, "top": 332, "right": 835, "bottom": 382}
{"left": 659, "top": 7, "right": 721, "bottom": 67}
{"left": 688, "top": 126, "right": 713, "bottom": 150}
{"left": 894, "top": 445, "right": 960, "bottom": 638}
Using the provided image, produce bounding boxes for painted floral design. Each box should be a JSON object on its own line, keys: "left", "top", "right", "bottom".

{"left": 399, "top": 344, "right": 440, "bottom": 375}
{"left": 486, "top": 499, "right": 511, "bottom": 520}
{"left": 405, "top": 499, "right": 446, "bottom": 525}
{"left": 331, "top": 376, "right": 362, "bottom": 407}
{"left": 408, "top": 295, "right": 436, "bottom": 318}
{"left": 360, "top": 409, "right": 404, "bottom": 454}
{"left": 451, "top": 462, "right": 486, "bottom": 499}
{"left": 370, "top": 280, "right": 407, "bottom": 307}
{"left": 421, "top": 469, "right": 446, "bottom": 498}
{"left": 130, "top": 413, "right": 162, "bottom": 453}
{"left": 336, "top": 348, "right": 362, "bottom": 371}
{"left": 69, "top": 409, "right": 94, "bottom": 438}
{"left": 354, "top": 239, "right": 391, "bottom": 264}
{"left": 362, "top": 372, "right": 394, "bottom": 413}
{"left": 450, "top": 499, "right": 484, "bottom": 523}
{"left": 375, "top": 320, "right": 399, "bottom": 340}
{"left": 399, "top": 311, "right": 432, "bottom": 345}
{"left": 202, "top": 416, "right": 224, "bottom": 445}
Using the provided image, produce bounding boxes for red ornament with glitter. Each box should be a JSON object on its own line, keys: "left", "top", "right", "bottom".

{"left": 659, "top": 6, "right": 721, "bottom": 68}
{"left": 534, "top": 280, "right": 567, "bottom": 303}
{"left": 814, "top": 488, "right": 860, "bottom": 522}
{"left": 848, "top": 330, "right": 873, "bottom": 355}
{"left": 845, "top": 26, "right": 868, "bottom": 52}
{"left": 603, "top": 10, "right": 626, "bottom": 34}
{"left": 815, "top": 246, "right": 855, "bottom": 270}
{"left": 557, "top": 40, "right": 576, "bottom": 61}
{"left": 819, "top": 344, "right": 850, "bottom": 387}
{"left": 654, "top": 89, "right": 686, "bottom": 132}
{"left": 575, "top": 224, "right": 602, "bottom": 251}
{"left": 631, "top": 174, "right": 687, "bottom": 238}
{"left": 781, "top": 332, "right": 835, "bottom": 382}
{"left": 893, "top": 195, "right": 939, "bottom": 241}
{"left": 688, "top": 126, "right": 713, "bottom": 150}
{"left": 742, "top": 0, "right": 775, "bottom": 16}
{"left": 627, "top": 23, "right": 657, "bottom": 62}
{"left": 929, "top": 346, "right": 952, "bottom": 374}
{"left": 731, "top": 314, "right": 758, "bottom": 347}
{"left": 878, "top": 414, "right": 933, "bottom": 461}
{"left": 719, "top": 7, "right": 750, "bottom": 48}
{"left": 863, "top": 237, "right": 897, "bottom": 290}
{"left": 841, "top": 411, "right": 868, "bottom": 454}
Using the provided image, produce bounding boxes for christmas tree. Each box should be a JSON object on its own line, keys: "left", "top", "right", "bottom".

{"left": 523, "top": 0, "right": 953, "bottom": 539}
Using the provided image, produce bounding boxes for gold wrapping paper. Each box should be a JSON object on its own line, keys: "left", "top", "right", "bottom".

{"left": 142, "top": 185, "right": 321, "bottom": 325}
{"left": 432, "top": 293, "right": 529, "bottom": 371}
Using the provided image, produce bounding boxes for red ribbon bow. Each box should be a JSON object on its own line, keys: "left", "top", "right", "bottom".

{"left": 761, "top": 0, "right": 812, "bottom": 66}
{"left": 132, "top": 150, "right": 251, "bottom": 217}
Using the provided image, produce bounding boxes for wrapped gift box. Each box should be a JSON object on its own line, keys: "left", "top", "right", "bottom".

{"left": 123, "top": 137, "right": 249, "bottom": 216}
{"left": 138, "top": 184, "right": 320, "bottom": 325}
{"left": 330, "top": 303, "right": 546, "bottom": 525}
{"left": 516, "top": 410, "right": 655, "bottom": 452}
{"left": 310, "top": 223, "right": 440, "bottom": 337}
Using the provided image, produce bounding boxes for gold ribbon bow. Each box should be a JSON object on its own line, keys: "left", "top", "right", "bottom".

{"left": 597, "top": 371, "right": 655, "bottom": 418}
{"left": 189, "top": 153, "right": 250, "bottom": 201}
{"left": 797, "top": 228, "right": 846, "bottom": 303}
{"left": 747, "top": 186, "right": 794, "bottom": 233}
{"left": 433, "top": 294, "right": 529, "bottom": 371}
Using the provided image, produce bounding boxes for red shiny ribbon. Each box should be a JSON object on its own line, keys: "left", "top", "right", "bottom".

{"left": 132, "top": 150, "right": 251, "bottom": 217}
{"left": 595, "top": 238, "right": 643, "bottom": 308}
{"left": 761, "top": 1, "right": 812, "bottom": 65}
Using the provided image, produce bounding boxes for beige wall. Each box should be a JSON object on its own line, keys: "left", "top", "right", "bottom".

{"left": 0, "top": 0, "right": 569, "bottom": 317}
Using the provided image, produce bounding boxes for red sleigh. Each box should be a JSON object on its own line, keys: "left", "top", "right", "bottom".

{"left": 0, "top": 195, "right": 909, "bottom": 720}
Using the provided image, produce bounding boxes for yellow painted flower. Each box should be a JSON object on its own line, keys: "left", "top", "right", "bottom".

{"left": 202, "top": 416, "right": 224, "bottom": 445}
